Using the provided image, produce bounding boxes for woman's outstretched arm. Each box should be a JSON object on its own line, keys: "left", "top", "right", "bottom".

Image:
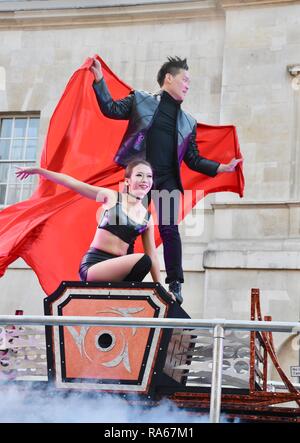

{"left": 15, "top": 166, "right": 116, "bottom": 202}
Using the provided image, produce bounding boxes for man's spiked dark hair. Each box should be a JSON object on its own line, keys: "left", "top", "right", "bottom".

{"left": 157, "top": 56, "right": 189, "bottom": 87}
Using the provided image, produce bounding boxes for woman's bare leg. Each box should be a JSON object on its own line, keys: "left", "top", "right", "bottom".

{"left": 86, "top": 253, "right": 147, "bottom": 282}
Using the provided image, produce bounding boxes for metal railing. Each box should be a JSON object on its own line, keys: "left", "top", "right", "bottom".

{"left": 0, "top": 315, "right": 299, "bottom": 423}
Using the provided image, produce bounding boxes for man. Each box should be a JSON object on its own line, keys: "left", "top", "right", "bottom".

{"left": 90, "top": 56, "right": 241, "bottom": 304}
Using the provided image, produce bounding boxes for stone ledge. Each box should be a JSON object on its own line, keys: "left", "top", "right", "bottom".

{"left": 0, "top": 0, "right": 296, "bottom": 12}
{"left": 204, "top": 249, "right": 300, "bottom": 269}
{"left": 212, "top": 200, "right": 300, "bottom": 209}
{"left": 207, "top": 238, "right": 300, "bottom": 250}
{"left": 0, "top": 1, "right": 223, "bottom": 29}
{"left": 0, "top": 0, "right": 203, "bottom": 10}
{"left": 219, "top": 0, "right": 298, "bottom": 7}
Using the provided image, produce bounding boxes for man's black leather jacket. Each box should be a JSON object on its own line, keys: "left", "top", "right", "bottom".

{"left": 93, "top": 78, "right": 220, "bottom": 192}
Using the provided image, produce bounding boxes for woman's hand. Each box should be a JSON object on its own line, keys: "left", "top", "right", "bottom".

{"left": 15, "top": 166, "right": 40, "bottom": 180}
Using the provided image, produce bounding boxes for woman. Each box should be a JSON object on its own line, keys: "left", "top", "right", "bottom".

{"left": 16, "top": 160, "right": 164, "bottom": 287}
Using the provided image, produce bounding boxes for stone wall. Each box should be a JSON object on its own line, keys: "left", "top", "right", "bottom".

{"left": 0, "top": 1, "right": 299, "bottom": 342}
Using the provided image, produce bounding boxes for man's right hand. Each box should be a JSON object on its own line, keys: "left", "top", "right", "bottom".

{"left": 90, "top": 57, "right": 103, "bottom": 82}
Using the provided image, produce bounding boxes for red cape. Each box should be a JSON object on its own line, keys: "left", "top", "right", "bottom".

{"left": 0, "top": 56, "right": 244, "bottom": 295}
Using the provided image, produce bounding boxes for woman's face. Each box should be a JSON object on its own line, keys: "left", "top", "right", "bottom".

{"left": 126, "top": 164, "right": 153, "bottom": 198}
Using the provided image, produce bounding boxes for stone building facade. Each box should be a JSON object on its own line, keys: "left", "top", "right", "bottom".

{"left": 0, "top": 0, "right": 299, "bottom": 365}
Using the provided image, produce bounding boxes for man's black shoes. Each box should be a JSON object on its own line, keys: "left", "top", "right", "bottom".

{"left": 169, "top": 281, "right": 183, "bottom": 305}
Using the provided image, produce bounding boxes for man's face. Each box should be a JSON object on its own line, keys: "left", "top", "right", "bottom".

{"left": 164, "top": 69, "right": 190, "bottom": 102}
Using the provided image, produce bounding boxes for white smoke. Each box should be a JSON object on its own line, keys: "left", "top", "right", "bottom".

{"left": 0, "top": 382, "right": 235, "bottom": 423}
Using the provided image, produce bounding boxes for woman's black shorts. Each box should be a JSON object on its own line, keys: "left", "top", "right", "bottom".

{"left": 79, "top": 247, "right": 119, "bottom": 282}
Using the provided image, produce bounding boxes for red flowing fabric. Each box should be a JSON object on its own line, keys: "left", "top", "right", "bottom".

{"left": 0, "top": 56, "right": 244, "bottom": 295}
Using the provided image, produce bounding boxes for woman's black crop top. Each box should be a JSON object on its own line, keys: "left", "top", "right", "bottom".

{"left": 98, "top": 193, "right": 150, "bottom": 244}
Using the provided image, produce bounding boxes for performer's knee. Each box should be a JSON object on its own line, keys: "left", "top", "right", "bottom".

{"left": 142, "top": 253, "right": 152, "bottom": 273}
{"left": 135, "top": 253, "right": 152, "bottom": 274}
{"left": 123, "top": 254, "right": 152, "bottom": 282}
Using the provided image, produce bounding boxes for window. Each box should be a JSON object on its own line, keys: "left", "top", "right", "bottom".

{"left": 0, "top": 115, "right": 40, "bottom": 207}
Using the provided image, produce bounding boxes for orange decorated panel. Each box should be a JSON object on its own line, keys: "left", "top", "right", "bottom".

{"left": 61, "top": 297, "right": 156, "bottom": 381}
